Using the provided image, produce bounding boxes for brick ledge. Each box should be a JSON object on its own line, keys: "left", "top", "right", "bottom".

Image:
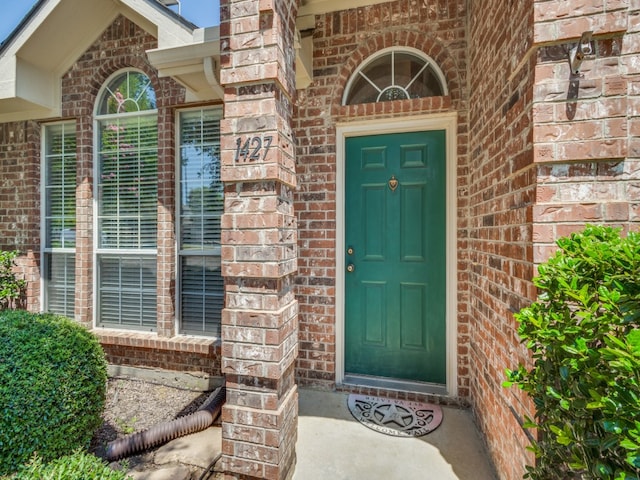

{"left": 92, "top": 329, "right": 219, "bottom": 355}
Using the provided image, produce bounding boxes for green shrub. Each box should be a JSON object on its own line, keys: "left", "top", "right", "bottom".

{"left": 0, "top": 250, "right": 26, "bottom": 310}
{"left": 505, "top": 225, "right": 640, "bottom": 480}
{"left": 0, "top": 311, "right": 107, "bottom": 476}
{"left": 8, "top": 450, "right": 131, "bottom": 480}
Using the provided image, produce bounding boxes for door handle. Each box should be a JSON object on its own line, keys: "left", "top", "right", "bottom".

{"left": 347, "top": 264, "right": 355, "bottom": 273}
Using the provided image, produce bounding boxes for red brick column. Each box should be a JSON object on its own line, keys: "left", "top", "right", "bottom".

{"left": 219, "top": 0, "right": 299, "bottom": 478}
{"left": 156, "top": 101, "right": 176, "bottom": 337}
{"left": 75, "top": 114, "right": 94, "bottom": 328}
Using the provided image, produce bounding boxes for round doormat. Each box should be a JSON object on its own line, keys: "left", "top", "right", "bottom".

{"left": 347, "top": 394, "right": 443, "bottom": 437}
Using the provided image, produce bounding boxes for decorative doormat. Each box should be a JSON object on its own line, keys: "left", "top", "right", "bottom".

{"left": 347, "top": 394, "right": 443, "bottom": 437}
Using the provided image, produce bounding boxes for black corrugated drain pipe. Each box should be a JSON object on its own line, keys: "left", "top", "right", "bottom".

{"left": 105, "top": 380, "right": 226, "bottom": 462}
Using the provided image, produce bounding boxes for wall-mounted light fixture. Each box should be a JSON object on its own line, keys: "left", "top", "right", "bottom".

{"left": 568, "top": 31, "right": 593, "bottom": 77}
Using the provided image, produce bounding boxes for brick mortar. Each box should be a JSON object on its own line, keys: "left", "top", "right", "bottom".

{"left": 293, "top": 0, "right": 470, "bottom": 397}
{"left": 468, "top": 1, "right": 537, "bottom": 479}
{"left": 220, "top": 0, "right": 300, "bottom": 477}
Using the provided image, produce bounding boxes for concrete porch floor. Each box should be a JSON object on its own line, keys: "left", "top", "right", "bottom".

{"left": 124, "top": 387, "right": 498, "bottom": 479}
{"left": 294, "top": 389, "right": 498, "bottom": 480}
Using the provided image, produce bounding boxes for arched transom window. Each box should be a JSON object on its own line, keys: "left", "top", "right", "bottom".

{"left": 343, "top": 48, "right": 447, "bottom": 105}
{"left": 97, "top": 70, "right": 157, "bottom": 114}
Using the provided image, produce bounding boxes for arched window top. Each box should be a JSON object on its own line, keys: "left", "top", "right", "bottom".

{"left": 96, "top": 70, "right": 156, "bottom": 115}
{"left": 342, "top": 48, "right": 447, "bottom": 106}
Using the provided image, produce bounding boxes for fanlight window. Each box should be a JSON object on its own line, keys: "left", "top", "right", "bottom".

{"left": 343, "top": 49, "right": 447, "bottom": 105}
{"left": 97, "top": 71, "right": 157, "bottom": 115}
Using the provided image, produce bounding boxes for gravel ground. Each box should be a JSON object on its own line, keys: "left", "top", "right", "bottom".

{"left": 90, "top": 377, "right": 212, "bottom": 461}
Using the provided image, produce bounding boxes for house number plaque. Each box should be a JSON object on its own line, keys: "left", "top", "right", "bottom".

{"left": 234, "top": 135, "right": 273, "bottom": 163}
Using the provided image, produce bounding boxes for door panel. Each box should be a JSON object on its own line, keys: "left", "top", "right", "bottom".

{"left": 363, "top": 185, "right": 386, "bottom": 260}
{"left": 400, "top": 182, "right": 425, "bottom": 261}
{"left": 345, "top": 130, "right": 446, "bottom": 384}
{"left": 363, "top": 281, "right": 386, "bottom": 345}
{"left": 400, "top": 283, "right": 426, "bottom": 349}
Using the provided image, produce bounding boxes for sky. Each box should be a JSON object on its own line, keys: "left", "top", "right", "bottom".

{"left": 0, "top": 0, "right": 219, "bottom": 44}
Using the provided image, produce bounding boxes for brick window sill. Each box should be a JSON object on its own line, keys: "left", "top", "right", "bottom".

{"left": 92, "top": 329, "right": 219, "bottom": 355}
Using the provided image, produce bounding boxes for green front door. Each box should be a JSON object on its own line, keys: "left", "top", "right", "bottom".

{"left": 345, "top": 130, "right": 446, "bottom": 384}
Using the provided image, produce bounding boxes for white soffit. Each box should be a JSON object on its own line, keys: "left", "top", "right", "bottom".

{"left": 0, "top": 0, "right": 368, "bottom": 121}
{"left": 298, "top": 0, "right": 390, "bottom": 16}
{"left": 0, "top": 0, "right": 194, "bottom": 122}
{"left": 147, "top": 26, "right": 224, "bottom": 102}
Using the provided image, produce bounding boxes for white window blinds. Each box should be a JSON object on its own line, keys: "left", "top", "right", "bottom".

{"left": 97, "top": 115, "right": 158, "bottom": 249}
{"left": 178, "top": 109, "right": 224, "bottom": 336}
{"left": 95, "top": 71, "right": 158, "bottom": 331}
{"left": 43, "top": 122, "right": 76, "bottom": 318}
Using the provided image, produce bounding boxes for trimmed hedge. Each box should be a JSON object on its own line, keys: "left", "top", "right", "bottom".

{"left": 505, "top": 225, "right": 640, "bottom": 479}
{"left": 8, "top": 451, "right": 131, "bottom": 480}
{"left": 0, "top": 311, "right": 107, "bottom": 476}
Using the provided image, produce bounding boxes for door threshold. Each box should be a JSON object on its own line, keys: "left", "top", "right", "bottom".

{"left": 342, "top": 374, "right": 448, "bottom": 397}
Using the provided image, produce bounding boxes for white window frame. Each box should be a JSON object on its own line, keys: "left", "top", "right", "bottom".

{"left": 335, "top": 112, "right": 458, "bottom": 397}
{"left": 342, "top": 47, "right": 448, "bottom": 105}
{"left": 93, "top": 68, "right": 159, "bottom": 331}
{"left": 41, "top": 120, "right": 77, "bottom": 318}
{"left": 175, "top": 106, "right": 224, "bottom": 337}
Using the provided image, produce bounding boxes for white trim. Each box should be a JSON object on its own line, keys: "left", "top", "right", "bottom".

{"left": 175, "top": 105, "right": 224, "bottom": 338}
{"left": 39, "top": 123, "right": 47, "bottom": 314}
{"left": 341, "top": 47, "right": 449, "bottom": 106}
{"left": 93, "top": 113, "right": 99, "bottom": 329}
{"left": 93, "top": 71, "right": 160, "bottom": 331}
{"left": 335, "top": 112, "right": 458, "bottom": 397}
{"left": 40, "top": 120, "right": 77, "bottom": 317}
{"left": 174, "top": 107, "right": 182, "bottom": 336}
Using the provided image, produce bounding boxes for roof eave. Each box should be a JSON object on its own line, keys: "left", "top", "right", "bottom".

{"left": 0, "top": 0, "right": 196, "bottom": 121}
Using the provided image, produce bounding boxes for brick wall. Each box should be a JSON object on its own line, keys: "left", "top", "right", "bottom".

{"left": 0, "top": 121, "right": 41, "bottom": 311}
{"left": 532, "top": 0, "right": 640, "bottom": 261}
{"left": 467, "top": 2, "right": 537, "bottom": 479}
{"left": 293, "top": 0, "right": 469, "bottom": 394}
{"left": 220, "top": 0, "right": 300, "bottom": 476}
{"left": 467, "top": 1, "right": 640, "bottom": 478}
{"left": 0, "top": 16, "right": 221, "bottom": 376}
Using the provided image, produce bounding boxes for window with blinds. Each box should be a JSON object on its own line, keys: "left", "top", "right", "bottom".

{"left": 95, "top": 70, "right": 158, "bottom": 330}
{"left": 178, "top": 108, "right": 224, "bottom": 336}
{"left": 43, "top": 122, "right": 76, "bottom": 318}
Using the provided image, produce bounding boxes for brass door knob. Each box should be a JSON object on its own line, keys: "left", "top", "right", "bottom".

{"left": 347, "top": 264, "right": 355, "bottom": 273}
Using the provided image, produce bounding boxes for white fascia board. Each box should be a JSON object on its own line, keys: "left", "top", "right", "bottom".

{"left": 147, "top": 35, "right": 222, "bottom": 101}
{"left": 147, "top": 39, "right": 221, "bottom": 70}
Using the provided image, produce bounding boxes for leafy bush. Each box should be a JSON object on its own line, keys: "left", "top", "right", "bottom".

{"left": 0, "top": 311, "right": 107, "bottom": 476}
{"left": 505, "top": 225, "right": 640, "bottom": 480}
{"left": 8, "top": 451, "right": 131, "bottom": 480}
{"left": 0, "top": 250, "right": 26, "bottom": 310}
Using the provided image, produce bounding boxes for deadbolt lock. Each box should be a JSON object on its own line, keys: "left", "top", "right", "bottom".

{"left": 347, "top": 246, "right": 354, "bottom": 255}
